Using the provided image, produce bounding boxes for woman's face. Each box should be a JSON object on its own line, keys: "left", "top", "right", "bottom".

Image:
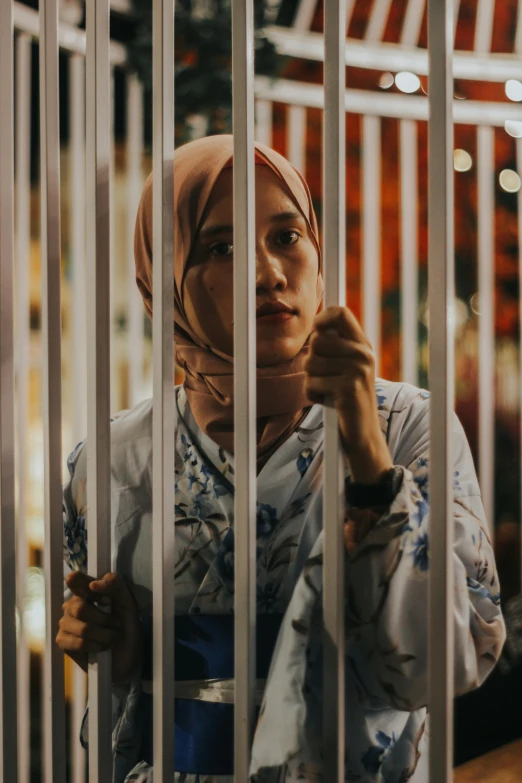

{"left": 182, "top": 166, "right": 320, "bottom": 367}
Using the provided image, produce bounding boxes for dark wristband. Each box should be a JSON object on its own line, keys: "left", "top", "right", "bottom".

{"left": 345, "top": 466, "right": 403, "bottom": 509}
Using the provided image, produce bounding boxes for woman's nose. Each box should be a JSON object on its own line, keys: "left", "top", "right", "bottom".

{"left": 255, "top": 248, "right": 287, "bottom": 293}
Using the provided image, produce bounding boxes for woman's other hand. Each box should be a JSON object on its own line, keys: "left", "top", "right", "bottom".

{"left": 57, "top": 571, "right": 142, "bottom": 683}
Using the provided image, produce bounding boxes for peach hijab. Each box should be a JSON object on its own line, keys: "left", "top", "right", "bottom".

{"left": 134, "top": 134, "right": 323, "bottom": 472}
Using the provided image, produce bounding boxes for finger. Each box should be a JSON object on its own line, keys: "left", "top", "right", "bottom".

{"left": 56, "top": 630, "right": 105, "bottom": 655}
{"left": 304, "top": 375, "right": 348, "bottom": 401}
{"left": 59, "top": 615, "right": 122, "bottom": 648}
{"left": 313, "top": 306, "right": 368, "bottom": 343}
{"left": 304, "top": 355, "right": 358, "bottom": 378}
{"left": 63, "top": 596, "right": 121, "bottom": 629}
{"left": 88, "top": 572, "right": 133, "bottom": 607}
{"left": 309, "top": 332, "right": 373, "bottom": 361}
{"left": 66, "top": 570, "right": 97, "bottom": 600}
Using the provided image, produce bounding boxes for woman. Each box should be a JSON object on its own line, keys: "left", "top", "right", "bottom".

{"left": 58, "top": 135, "right": 505, "bottom": 782}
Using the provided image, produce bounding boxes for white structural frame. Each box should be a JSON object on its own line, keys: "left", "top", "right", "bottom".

{"left": 427, "top": 0, "right": 455, "bottom": 779}
{"left": 40, "top": 1, "right": 67, "bottom": 780}
{"left": 232, "top": 0, "right": 257, "bottom": 777}
{"left": 322, "top": 2, "right": 347, "bottom": 780}
{"left": 85, "top": 0, "right": 113, "bottom": 779}
{"left": 3, "top": 0, "right": 520, "bottom": 781}
{"left": 152, "top": 0, "right": 176, "bottom": 778}
{"left": 0, "top": 1, "right": 18, "bottom": 780}
{"left": 15, "top": 30, "right": 32, "bottom": 783}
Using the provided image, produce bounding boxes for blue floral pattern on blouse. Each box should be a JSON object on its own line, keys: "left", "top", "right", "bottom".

{"left": 61, "top": 380, "right": 505, "bottom": 783}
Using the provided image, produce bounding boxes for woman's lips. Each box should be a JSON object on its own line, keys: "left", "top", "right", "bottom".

{"left": 256, "top": 311, "right": 295, "bottom": 325}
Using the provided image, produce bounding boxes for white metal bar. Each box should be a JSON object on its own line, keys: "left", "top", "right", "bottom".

{"left": 0, "top": 2, "right": 19, "bottom": 780}
{"left": 40, "top": 1, "right": 67, "bottom": 780}
{"left": 232, "top": 0, "right": 257, "bottom": 777}
{"left": 293, "top": 0, "right": 317, "bottom": 31}
{"left": 400, "top": 119, "right": 418, "bottom": 386}
{"left": 287, "top": 105, "right": 306, "bottom": 174}
{"left": 110, "top": 67, "right": 117, "bottom": 414}
{"left": 454, "top": 0, "right": 462, "bottom": 38}
{"left": 13, "top": 2, "right": 127, "bottom": 66}
{"left": 362, "top": 115, "right": 381, "bottom": 373}
{"left": 254, "top": 75, "right": 520, "bottom": 126}
{"left": 516, "top": 0, "right": 522, "bottom": 55}
{"left": 152, "top": 0, "right": 176, "bottom": 779}
{"left": 474, "top": 0, "right": 495, "bottom": 55}
{"left": 322, "top": 2, "right": 347, "bottom": 780}
{"left": 517, "top": 137, "right": 522, "bottom": 594}
{"left": 86, "top": 1, "right": 113, "bottom": 779}
{"left": 127, "top": 75, "right": 145, "bottom": 409}
{"left": 264, "top": 24, "right": 522, "bottom": 83}
{"left": 15, "top": 31, "right": 31, "bottom": 783}
{"left": 254, "top": 99, "right": 272, "bottom": 147}
{"left": 401, "top": 0, "right": 425, "bottom": 47}
{"left": 477, "top": 126, "right": 495, "bottom": 537}
{"left": 427, "top": 0, "right": 455, "bottom": 780}
{"left": 365, "top": 0, "right": 393, "bottom": 43}
{"left": 69, "top": 51, "right": 88, "bottom": 783}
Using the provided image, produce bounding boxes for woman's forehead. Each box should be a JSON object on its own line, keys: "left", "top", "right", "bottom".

{"left": 201, "top": 165, "right": 303, "bottom": 226}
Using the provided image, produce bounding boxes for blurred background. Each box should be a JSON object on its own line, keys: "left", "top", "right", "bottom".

{"left": 12, "top": 0, "right": 522, "bottom": 778}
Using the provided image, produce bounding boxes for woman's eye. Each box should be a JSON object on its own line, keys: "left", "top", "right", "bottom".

{"left": 278, "top": 230, "right": 299, "bottom": 246}
{"left": 210, "top": 242, "right": 233, "bottom": 257}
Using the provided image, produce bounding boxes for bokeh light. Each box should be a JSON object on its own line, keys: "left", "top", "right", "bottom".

{"left": 454, "top": 149, "right": 473, "bottom": 172}
{"left": 505, "top": 79, "right": 522, "bottom": 102}
{"left": 395, "top": 72, "right": 421, "bottom": 94}
{"left": 499, "top": 169, "right": 521, "bottom": 193}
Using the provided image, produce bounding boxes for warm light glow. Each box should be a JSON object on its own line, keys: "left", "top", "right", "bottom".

{"left": 454, "top": 149, "right": 472, "bottom": 172}
{"left": 23, "top": 568, "right": 46, "bottom": 653}
{"left": 395, "top": 72, "right": 421, "bottom": 94}
{"left": 504, "top": 120, "right": 522, "bottom": 139}
{"left": 499, "top": 169, "right": 521, "bottom": 193}
{"left": 505, "top": 80, "right": 522, "bottom": 102}
{"left": 379, "top": 72, "right": 394, "bottom": 90}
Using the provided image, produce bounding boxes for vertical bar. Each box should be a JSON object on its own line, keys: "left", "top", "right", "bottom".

{"left": 362, "top": 115, "right": 381, "bottom": 373}
{"left": 69, "top": 52, "right": 88, "bottom": 783}
{"left": 293, "top": 0, "right": 318, "bottom": 30}
{"left": 40, "top": 0, "right": 67, "bottom": 779}
{"left": 323, "top": 1, "right": 346, "bottom": 781}
{"left": 232, "top": 0, "right": 257, "bottom": 778}
{"left": 287, "top": 105, "right": 306, "bottom": 174}
{"left": 15, "top": 31, "right": 32, "bottom": 783}
{"left": 400, "top": 119, "right": 419, "bottom": 386}
{"left": 86, "top": 1, "right": 113, "bottom": 779}
{"left": 477, "top": 126, "right": 495, "bottom": 537}
{"left": 152, "top": 0, "right": 175, "bottom": 779}
{"left": 110, "top": 66, "right": 118, "bottom": 413}
{"left": 518, "top": 137, "right": 522, "bottom": 594}
{"left": 254, "top": 99, "right": 272, "bottom": 147}
{"left": 474, "top": 0, "right": 495, "bottom": 54}
{"left": 401, "top": 0, "right": 426, "bottom": 47}
{"left": 0, "top": 2, "right": 19, "bottom": 779}
{"left": 365, "top": 0, "right": 393, "bottom": 42}
{"left": 428, "top": 0, "right": 455, "bottom": 780}
{"left": 516, "top": 0, "right": 522, "bottom": 55}
{"left": 127, "top": 75, "right": 145, "bottom": 409}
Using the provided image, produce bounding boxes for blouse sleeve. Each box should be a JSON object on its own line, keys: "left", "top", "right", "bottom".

{"left": 343, "top": 394, "right": 506, "bottom": 711}
{"left": 63, "top": 440, "right": 88, "bottom": 595}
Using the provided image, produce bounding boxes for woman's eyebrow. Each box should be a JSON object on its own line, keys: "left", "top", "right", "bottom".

{"left": 199, "top": 211, "right": 304, "bottom": 240}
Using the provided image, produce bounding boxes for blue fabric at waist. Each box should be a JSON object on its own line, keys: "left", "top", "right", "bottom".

{"left": 139, "top": 613, "right": 283, "bottom": 774}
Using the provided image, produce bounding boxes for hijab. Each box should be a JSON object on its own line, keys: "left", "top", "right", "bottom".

{"left": 134, "top": 134, "right": 323, "bottom": 473}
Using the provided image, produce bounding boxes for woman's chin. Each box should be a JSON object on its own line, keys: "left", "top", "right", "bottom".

{"left": 255, "top": 337, "right": 306, "bottom": 367}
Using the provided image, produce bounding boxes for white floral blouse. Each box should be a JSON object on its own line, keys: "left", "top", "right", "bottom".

{"left": 62, "top": 379, "right": 506, "bottom": 783}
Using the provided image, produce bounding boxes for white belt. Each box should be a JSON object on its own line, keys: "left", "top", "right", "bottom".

{"left": 141, "top": 677, "right": 266, "bottom": 706}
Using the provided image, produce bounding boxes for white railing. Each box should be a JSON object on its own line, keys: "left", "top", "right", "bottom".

{"left": 0, "top": 0, "right": 517, "bottom": 780}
